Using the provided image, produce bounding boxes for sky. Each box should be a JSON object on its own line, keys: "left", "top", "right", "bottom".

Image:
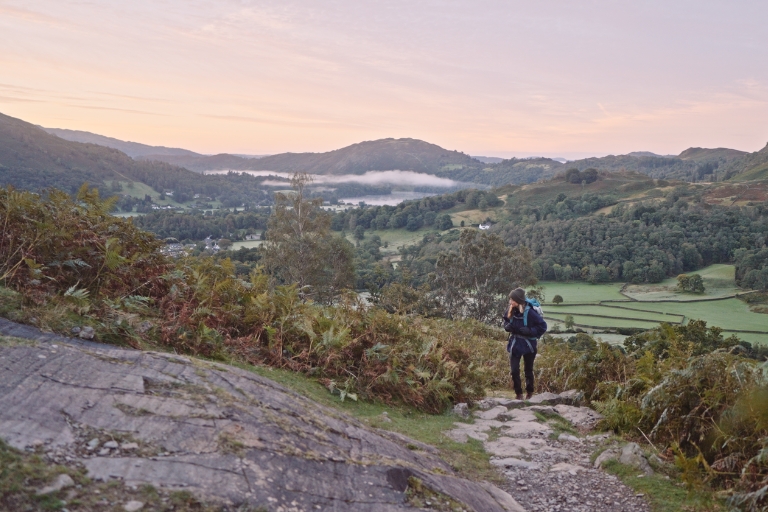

{"left": 1, "top": 1, "right": 767, "bottom": 159}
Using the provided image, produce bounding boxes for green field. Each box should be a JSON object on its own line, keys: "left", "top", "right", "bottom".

{"left": 622, "top": 264, "right": 741, "bottom": 301}
{"left": 539, "top": 265, "right": 768, "bottom": 345}
{"left": 547, "top": 305, "right": 681, "bottom": 323}
{"left": 230, "top": 240, "right": 263, "bottom": 250}
{"left": 540, "top": 281, "right": 627, "bottom": 302}
{"left": 106, "top": 180, "right": 191, "bottom": 209}
{"left": 349, "top": 228, "right": 443, "bottom": 257}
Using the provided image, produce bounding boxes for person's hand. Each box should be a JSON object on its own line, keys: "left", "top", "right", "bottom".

{"left": 518, "top": 326, "right": 532, "bottom": 336}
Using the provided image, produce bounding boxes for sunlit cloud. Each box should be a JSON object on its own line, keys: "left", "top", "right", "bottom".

{"left": 0, "top": 1, "right": 766, "bottom": 157}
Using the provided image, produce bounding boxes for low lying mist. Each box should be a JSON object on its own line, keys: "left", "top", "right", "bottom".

{"left": 204, "top": 169, "right": 459, "bottom": 188}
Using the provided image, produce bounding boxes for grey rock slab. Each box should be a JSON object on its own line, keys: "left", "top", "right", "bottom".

{"left": 36, "top": 473, "right": 75, "bottom": 495}
{"left": 484, "top": 437, "right": 568, "bottom": 459}
{"left": 474, "top": 405, "right": 509, "bottom": 420}
{"left": 0, "top": 319, "right": 523, "bottom": 511}
{"left": 476, "top": 397, "right": 526, "bottom": 410}
{"left": 553, "top": 404, "right": 604, "bottom": 429}
{"left": 123, "top": 501, "right": 145, "bottom": 512}
{"left": 490, "top": 457, "right": 540, "bottom": 470}
{"left": 525, "top": 405, "right": 556, "bottom": 416}
{"left": 500, "top": 420, "right": 552, "bottom": 438}
{"left": 549, "top": 462, "right": 585, "bottom": 473}
{"left": 443, "top": 420, "right": 502, "bottom": 443}
{"left": 502, "top": 408, "right": 538, "bottom": 423}
{"left": 525, "top": 392, "right": 564, "bottom": 405}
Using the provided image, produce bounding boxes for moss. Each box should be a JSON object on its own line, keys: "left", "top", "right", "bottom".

{"left": 405, "top": 476, "right": 467, "bottom": 512}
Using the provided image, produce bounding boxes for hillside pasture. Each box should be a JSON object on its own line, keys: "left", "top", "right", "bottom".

{"left": 545, "top": 312, "right": 662, "bottom": 330}
{"left": 538, "top": 266, "right": 768, "bottom": 345}
{"left": 230, "top": 240, "right": 263, "bottom": 250}
{"left": 539, "top": 281, "right": 627, "bottom": 302}
{"left": 106, "top": 180, "right": 204, "bottom": 210}
{"left": 349, "top": 228, "right": 441, "bottom": 257}
{"left": 617, "top": 299, "right": 768, "bottom": 337}
{"left": 449, "top": 209, "right": 499, "bottom": 226}
{"left": 546, "top": 305, "right": 680, "bottom": 323}
{"left": 622, "top": 264, "right": 741, "bottom": 301}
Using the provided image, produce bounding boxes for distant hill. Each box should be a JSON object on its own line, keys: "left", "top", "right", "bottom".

{"left": 42, "top": 127, "right": 201, "bottom": 159}
{"left": 0, "top": 112, "right": 271, "bottom": 206}
{"left": 724, "top": 143, "right": 768, "bottom": 182}
{"left": 138, "top": 153, "right": 258, "bottom": 172}
{"left": 138, "top": 139, "right": 567, "bottom": 186}
{"left": 678, "top": 147, "right": 747, "bottom": 162}
{"left": 140, "top": 138, "right": 483, "bottom": 175}
{"left": 627, "top": 151, "right": 670, "bottom": 158}
{"left": 564, "top": 147, "right": 748, "bottom": 181}
{"left": 439, "top": 157, "right": 564, "bottom": 187}
{"left": 471, "top": 156, "right": 504, "bottom": 164}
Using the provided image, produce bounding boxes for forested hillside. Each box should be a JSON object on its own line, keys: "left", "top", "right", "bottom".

{"left": 42, "top": 127, "right": 200, "bottom": 158}
{"left": 325, "top": 170, "right": 768, "bottom": 293}
{"left": 0, "top": 113, "right": 272, "bottom": 206}
{"left": 140, "top": 137, "right": 483, "bottom": 175}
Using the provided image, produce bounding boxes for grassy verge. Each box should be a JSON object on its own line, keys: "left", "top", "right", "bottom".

{"left": 601, "top": 459, "right": 725, "bottom": 512}
{"left": 242, "top": 363, "right": 503, "bottom": 484}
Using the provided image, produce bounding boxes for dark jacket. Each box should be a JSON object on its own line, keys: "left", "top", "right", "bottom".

{"left": 502, "top": 304, "right": 547, "bottom": 356}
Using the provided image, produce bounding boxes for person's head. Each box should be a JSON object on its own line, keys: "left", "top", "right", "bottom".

{"left": 508, "top": 287, "right": 526, "bottom": 307}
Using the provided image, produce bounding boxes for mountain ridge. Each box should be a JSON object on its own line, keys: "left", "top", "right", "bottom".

{"left": 138, "top": 137, "right": 485, "bottom": 175}
{"left": 42, "top": 127, "right": 201, "bottom": 159}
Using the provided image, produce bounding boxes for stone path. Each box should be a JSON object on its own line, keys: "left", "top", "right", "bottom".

{"left": 447, "top": 394, "right": 652, "bottom": 512}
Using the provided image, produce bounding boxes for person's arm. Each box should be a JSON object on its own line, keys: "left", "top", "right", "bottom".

{"left": 502, "top": 316, "right": 517, "bottom": 333}
{"left": 517, "top": 309, "right": 547, "bottom": 337}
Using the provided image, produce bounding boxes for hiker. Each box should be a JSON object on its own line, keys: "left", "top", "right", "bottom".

{"left": 502, "top": 287, "right": 547, "bottom": 400}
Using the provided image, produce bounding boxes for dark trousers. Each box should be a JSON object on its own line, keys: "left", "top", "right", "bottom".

{"left": 509, "top": 350, "right": 537, "bottom": 395}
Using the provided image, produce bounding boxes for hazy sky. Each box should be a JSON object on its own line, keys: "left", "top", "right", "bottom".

{"left": 1, "top": 1, "right": 767, "bottom": 158}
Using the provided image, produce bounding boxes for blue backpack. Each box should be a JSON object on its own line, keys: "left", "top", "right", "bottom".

{"left": 522, "top": 298, "right": 544, "bottom": 331}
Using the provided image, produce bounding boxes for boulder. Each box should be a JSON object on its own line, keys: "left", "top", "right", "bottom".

{"left": 36, "top": 473, "right": 75, "bottom": 495}
{"left": 78, "top": 326, "right": 95, "bottom": 340}
{"left": 452, "top": 403, "right": 470, "bottom": 419}
{"left": 474, "top": 405, "right": 509, "bottom": 421}
{"left": 559, "top": 389, "right": 584, "bottom": 405}
{"left": 619, "top": 443, "right": 654, "bottom": 475}
{"left": 594, "top": 443, "right": 653, "bottom": 476}
{"left": 526, "top": 392, "right": 564, "bottom": 405}
{"left": 553, "top": 404, "right": 604, "bottom": 429}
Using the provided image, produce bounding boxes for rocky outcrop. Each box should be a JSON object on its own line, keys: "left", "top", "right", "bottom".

{"left": 0, "top": 318, "right": 522, "bottom": 511}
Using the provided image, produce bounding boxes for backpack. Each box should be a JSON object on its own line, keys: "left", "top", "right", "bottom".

{"left": 522, "top": 298, "right": 544, "bottom": 334}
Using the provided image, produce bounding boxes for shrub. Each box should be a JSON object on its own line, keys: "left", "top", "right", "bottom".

{"left": 0, "top": 184, "right": 509, "bottom": 414}
{"left": 535, "top": 325, "right": 768, "bottom": 502}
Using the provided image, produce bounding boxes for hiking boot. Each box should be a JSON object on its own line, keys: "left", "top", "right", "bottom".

{"left": 525, "top": 392, "right": 533, "bottom": 400}
{"left": 515, "top": 394, "right": 524, "bottom": 400}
